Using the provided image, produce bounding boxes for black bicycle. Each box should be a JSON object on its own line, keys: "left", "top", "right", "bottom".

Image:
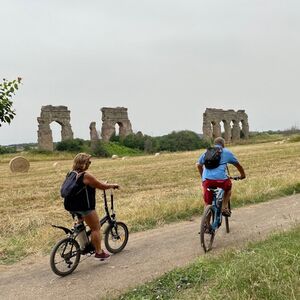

{"left": 50, "top": 190, "right": 129, "bottom": 276}
{"left": 200, "top": 176, "right": 241, "bottom": 253}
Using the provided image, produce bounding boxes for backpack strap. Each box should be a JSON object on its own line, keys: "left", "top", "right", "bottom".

{"left": 69, "top": 170, "right": 85, "bottom": 181}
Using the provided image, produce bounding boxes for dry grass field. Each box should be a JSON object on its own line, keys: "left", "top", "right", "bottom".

{"left": 1, "top": 141, "right": 300, "bottom": 264}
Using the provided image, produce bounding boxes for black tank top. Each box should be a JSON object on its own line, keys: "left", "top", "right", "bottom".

{"left": 64, "top": 172, "right": 96, "bottom": 211}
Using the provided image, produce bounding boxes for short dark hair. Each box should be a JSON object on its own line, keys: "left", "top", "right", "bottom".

{"left": 214, "top": 137, "right": 225, "bottom": 147}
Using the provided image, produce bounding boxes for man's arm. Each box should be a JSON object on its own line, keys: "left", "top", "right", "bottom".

{"left": 233, "top": 162, "right": 246, "bottom": 179}
{"left": 197, "top": 163, "right": 203, "bottom": 178}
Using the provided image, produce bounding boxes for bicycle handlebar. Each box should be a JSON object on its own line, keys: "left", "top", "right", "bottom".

{"left": 229, "top": 176, "right": 244, "bottom": 181}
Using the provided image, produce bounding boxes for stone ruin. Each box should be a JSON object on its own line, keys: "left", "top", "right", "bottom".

{"left": 202, "top": 108, "right": 249, "bottom": 143}
{"left": 100, "top": 107, "right": 133, "bottom": 141}
{"left": 37, "top": 105, "right": 73, "bottom": 151}
{"left": 89, "top": 107, "right": 133, "bottom": 146}
{"left": 37, "top": 106, "right": 133, "bottom": 151}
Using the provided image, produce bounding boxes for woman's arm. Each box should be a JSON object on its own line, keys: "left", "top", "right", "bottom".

{"left": 83, "top": 172, "right": 119, "bottom": 190}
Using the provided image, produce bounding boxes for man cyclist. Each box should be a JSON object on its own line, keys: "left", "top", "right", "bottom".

{"left": 196, "top": 137, "right": 246, "bottom": 216}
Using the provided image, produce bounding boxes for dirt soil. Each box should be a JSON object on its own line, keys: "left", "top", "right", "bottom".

{"left": 1, "top": 194, "right": 299, "bottom": 300}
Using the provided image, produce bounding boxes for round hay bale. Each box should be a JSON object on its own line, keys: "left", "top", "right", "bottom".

{"left": 9, "top": 156, "right": 30, "bottom": 173}
{"left": 112, "top": 155, "right": 118, "bottom": 159}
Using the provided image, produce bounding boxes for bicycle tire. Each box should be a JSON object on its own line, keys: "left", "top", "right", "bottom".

{"left": 225, "top": 201, "right": 231, "bottom": 233}
{"left": 225, "top": 216, "right": 230, "bottom": 233}
{"left": 50, "top": 237, "right": 81, "bottom": 276}
{"left": 104, "top": 222, "right": 129, "bottom": 254}
{"left": 200, "top": 205, "right": 215, "bottom": 253}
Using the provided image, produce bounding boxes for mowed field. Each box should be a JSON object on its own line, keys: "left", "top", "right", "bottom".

{"left": 1, "top": 141, "right": 300, "bottom": 264}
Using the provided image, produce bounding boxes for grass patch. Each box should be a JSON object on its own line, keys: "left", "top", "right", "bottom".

{"left": 118, "top": 226, "right": 300, "bottom": 300}
{"left": 102, "top": 142, "right": 143, "bottom": 157}
{"left": 289, "top": 134, "right": 300, "bottom": 143}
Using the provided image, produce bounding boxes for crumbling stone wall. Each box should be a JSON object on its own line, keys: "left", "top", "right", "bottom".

{"left": 202, "top": 108, "right": 249, "bottom": 143}
{"left": 101, "top": 107, "right": 133, "bottom": 141}
{"left": 37, "top": 105, "right": 73, "bottom": 151}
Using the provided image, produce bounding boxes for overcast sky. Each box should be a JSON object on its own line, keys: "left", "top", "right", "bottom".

{"left": 1, "top": 0, "right": 299, "bottom": 145}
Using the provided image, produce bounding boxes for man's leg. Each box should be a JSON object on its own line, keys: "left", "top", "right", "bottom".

{"left": 202, "top": 180, "right": 213, "bottom": 206}
{"left": 222, "top": 189, "right": 231, "bottom": 210}
{"left": 220, "top": 179, "right": 232, "bottom": 215}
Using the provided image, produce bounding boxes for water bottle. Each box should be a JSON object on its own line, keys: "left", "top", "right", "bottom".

{"left": 75, "top": 223, "right": 89, "bottom": 250}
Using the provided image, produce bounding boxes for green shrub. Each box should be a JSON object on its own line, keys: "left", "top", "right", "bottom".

{"left": 92, "top": 141, "right": 110, "bottom": 157}
{"left": 0, "top": 145, "right": 17, "bottom": 154}
{"left": 157, "top": 130, "right": 209, "bottom": 152}
{"left": 122, "top": 132, "right": 146, "bottom": 151}
{"left": 55, "top": 138, "right": 88, "bottom": 152}
{"left": 109, "top": 133, "right": 120, "bottom": 143}
{"left": 288, "top": 134, "right": 300, "bottom": 143}
{"left": 121, "top": 130, "right": 208, "bottom": 153}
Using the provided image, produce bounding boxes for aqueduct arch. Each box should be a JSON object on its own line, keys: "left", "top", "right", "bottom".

{"left": 202, "top": 108, "right": 249, "bottom": 143}
{"left": 37, "top": 105, "right": 73, "bottom": 151}
{"left": 101, "top": 107, "right": 133, "bottom": 141}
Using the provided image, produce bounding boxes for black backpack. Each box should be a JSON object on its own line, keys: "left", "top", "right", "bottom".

{"left": 204, "top": 147, "right": 222, "bottom": 169}
{"left": 60, "top": 171, "right": 85, "bottom": 198}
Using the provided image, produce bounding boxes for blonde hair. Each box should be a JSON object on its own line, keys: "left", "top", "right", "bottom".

{"left": 72, "top": 153, "right": 91, "bottom": 172}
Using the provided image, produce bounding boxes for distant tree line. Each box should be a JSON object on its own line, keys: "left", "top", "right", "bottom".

{"left": 53, "top": 130, "right": 209, "bottom": 157}
{"left": 0, "top": 145, "right": 17, "bottom": 154}
{"left": 112, "top": 130, "right": 210, "bottom": 153}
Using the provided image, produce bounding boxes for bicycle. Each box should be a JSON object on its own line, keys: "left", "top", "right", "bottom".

{"left": 199, "top": 176, "right": 241, "bottom": 253}
{"left": 50, "top": 190, "right": 129, "bottom": 276}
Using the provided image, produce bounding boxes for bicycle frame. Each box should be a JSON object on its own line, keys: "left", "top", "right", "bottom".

{"left": 50, "top": 190, "right": 129, "bottom": 276}
{"left": 209, "top": 187, "right": 224, "bottom": 231}
{"left": 99, "top": 190, "right": 117, "bottom": 227}
{"left": 52, "top": 190, "right": 118, "bottom": 240}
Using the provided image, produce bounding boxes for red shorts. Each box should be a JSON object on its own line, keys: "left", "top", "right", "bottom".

{"left": 202, "top": 178, "right": 232, "bottom": 205}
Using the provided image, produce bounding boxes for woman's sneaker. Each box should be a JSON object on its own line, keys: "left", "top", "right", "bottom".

{"left": 94, "top": 251, "right": 110, "bottom": 261}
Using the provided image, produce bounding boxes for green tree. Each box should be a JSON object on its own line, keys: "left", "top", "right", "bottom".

{"left": 0, "top": 77, "right": 22, "bottom": 126}
{"left": 92, "top": 141, "right": 110, "bottom": 157}
{"left": 157, "top": 130, "right": 209, "bottom": 152}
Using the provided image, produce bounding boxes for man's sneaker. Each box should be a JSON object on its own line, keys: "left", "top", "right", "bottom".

{"left": 94, "top": 251, "right": 110, "bottom": 261}
{"left": 222, "top": 208, "right": 231, "bottom": 217}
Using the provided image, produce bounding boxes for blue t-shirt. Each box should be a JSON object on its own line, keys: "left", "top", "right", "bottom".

{"left": 198, "top": 145, "right": 238, "bottom": 181}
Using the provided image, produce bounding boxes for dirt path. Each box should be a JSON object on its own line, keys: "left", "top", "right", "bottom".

{"left": 1, "top": 195, "right": 299, "bottom": 300}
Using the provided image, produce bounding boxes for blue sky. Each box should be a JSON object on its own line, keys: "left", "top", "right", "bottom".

{"left": 1, "top": 0, "right": 299, "bottom": 144}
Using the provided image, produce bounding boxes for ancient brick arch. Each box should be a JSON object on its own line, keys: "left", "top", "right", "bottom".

{"left": 37, "top": 105, "right": 73, "bottom": 151}
{"left": 101, "top": 107, "right": 133, "bottom": 141}
{"left": 202, "top": 108, "right": 249, "bottom": 143}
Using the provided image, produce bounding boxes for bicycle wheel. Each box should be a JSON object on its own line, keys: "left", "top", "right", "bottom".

{"left": 200, "top": 205, "right": 215, "bottom": 253}
{"left": 50, "top": 237, "right": 81, "bottom": 276}
{"left": 104, "top": 222, "right": 129, "bottom": 254}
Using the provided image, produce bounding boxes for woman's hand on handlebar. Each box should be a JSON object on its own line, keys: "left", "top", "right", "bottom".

{"left": 110, "top": 183, "right": 119, "bottom": 189}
